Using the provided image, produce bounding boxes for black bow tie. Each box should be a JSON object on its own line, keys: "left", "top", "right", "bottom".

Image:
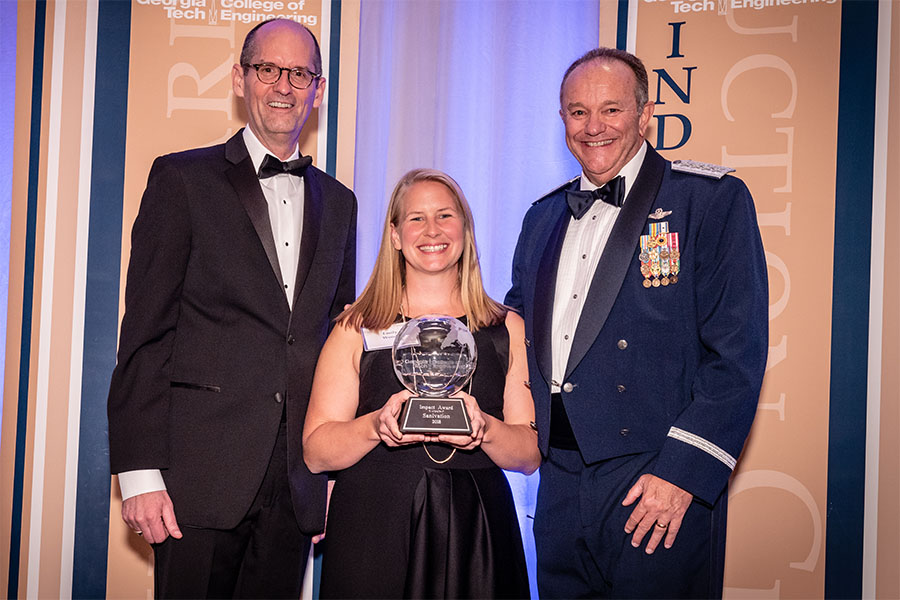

{"left": 565, "top": 176, "right": 625, "bottom": 219}
{"left": 258, "top": 154, "right": 312, "bottom": 179}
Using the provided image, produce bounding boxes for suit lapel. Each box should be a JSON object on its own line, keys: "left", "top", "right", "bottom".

{"left": 225, "top": 132, "right": 285, "bottom": 292}
{"left": 566, "top": 144, "right": 666, "bottom": 377}
{"left": 533, "top": 196, "right": 571, "bottom": 386}
{"left": 292, "top": 168, "right": 323, "bottom": 306}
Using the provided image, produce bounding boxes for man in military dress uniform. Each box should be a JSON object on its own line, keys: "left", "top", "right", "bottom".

{"left": 505, "top": 47, "right": 767, "bottom": 598}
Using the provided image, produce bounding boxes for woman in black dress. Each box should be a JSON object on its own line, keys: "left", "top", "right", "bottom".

{"left": 303, "top": 168, "right": 539, "bottom": 598}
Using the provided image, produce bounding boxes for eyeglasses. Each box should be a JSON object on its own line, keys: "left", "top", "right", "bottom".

{"left": 243, "top": 63, "right": 321, "bottom": 90}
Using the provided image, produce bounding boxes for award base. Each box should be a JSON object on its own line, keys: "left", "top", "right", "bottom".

{"left": 399, "top": 397, "right": 472, "bottom": 435}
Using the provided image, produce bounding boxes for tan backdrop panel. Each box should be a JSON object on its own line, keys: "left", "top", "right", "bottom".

{"left": 634, "top": 2, "right": 842, "bottom": 597}
{"left": 334, "top": 0, "right": 359, "bottom": 188}
{"left": 876, "top": 5, "right": 900, "bottom": 597}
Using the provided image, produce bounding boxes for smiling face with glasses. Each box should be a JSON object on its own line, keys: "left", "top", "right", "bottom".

{"left": 232, "top": 20, "right": 326, "bottom": 160}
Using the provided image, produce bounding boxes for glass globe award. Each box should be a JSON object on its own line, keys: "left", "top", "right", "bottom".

{"left": 392, "top": 315, "right": 477, "bottom": 435}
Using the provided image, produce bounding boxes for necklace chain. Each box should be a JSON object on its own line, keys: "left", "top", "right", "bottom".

{"left": 423, "top": 445, "right": 456, "bottom": 464}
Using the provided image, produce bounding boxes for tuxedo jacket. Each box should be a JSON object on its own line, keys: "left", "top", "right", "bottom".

{"left": 505, "top": 144, "right": 767, "bottom": 505}
{"left": 108, "top": 130, "right": 356, "bottom": 533}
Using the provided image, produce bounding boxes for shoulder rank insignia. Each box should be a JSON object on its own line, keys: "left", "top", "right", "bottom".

{"left": 533, "top": 176, "right": 579, "bottom": 205}
{"left": 671, "top": 159, "right": 734, "bottom": 179}
{"left": 638, "top": 221, "right": 680, "bottom": 288}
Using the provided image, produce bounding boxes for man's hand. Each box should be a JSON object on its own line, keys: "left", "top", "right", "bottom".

{"left": 122, "top": 490, "right": 182, "bottom": 544}
{"left": 622, "top": 474, "right": 692, "bottom": 554}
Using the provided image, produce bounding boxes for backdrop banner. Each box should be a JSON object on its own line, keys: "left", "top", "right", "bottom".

{"left": 633, "top": 1, "right": 842, "bottom": 597}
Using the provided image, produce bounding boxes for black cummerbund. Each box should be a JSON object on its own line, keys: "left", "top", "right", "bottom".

{"left": 549, "top": 392, "right": 579, "bottom": 451}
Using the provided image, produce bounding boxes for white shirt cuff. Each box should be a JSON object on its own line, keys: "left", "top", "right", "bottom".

{"left": 117, "top": 469, "right": 167, "bottom": 500}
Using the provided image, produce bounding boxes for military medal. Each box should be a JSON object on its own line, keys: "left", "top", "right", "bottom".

{"left": 658, "top": 227, "right": 670, "bottom": 285}
{"left": 638, "top": 220, "right": 681, "bottom": 289}
{"left": 639, "top": 235, "right": 653, "bottom": 288}
{"left": 668, "top": 232, "right": 680, "bottom": 284}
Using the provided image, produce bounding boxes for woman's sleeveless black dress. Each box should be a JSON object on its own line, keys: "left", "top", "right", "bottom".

{"left": 319, "top": 320, "right": 530, "bottom": 599}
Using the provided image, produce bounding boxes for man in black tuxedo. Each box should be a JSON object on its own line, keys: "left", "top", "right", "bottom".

{"left": 107, "top": 19, "right": 356, "bottom": 598}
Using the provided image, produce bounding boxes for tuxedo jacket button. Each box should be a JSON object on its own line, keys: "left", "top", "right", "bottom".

{"left": 619, "top": 428, "right": 629, "bottom": 436}
{"left": 562, "top": 382, "right": 574, "bottom": 393}
{"left": 617, "top": 339, "right": 628, "bottom": 350}
{"left": 287, "top": 335, "right": 295, "bottom": 345}
{"left": 274, "top": 392, "right": 284, "bottom": 404}
{"left": 616, "top": 384, "right": 626, "bottom": 393}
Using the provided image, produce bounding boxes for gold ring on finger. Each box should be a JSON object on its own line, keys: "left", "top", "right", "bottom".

{"left": 655, "top": 522, "right": 668, "bottom": 529}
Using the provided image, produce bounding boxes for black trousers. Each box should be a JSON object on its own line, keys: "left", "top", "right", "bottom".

{"left": 153, "top": 422, "right": 310, "bottom": 599}
{"left": 534, "top": 447, "right": 727, "bottom": 599}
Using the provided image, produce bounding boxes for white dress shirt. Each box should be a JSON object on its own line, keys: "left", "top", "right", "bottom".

{"left": 550, "top": 143, "right": 647, "bottom": 393}
{"left": 118, "top": 127, "right": 307, "bottom": 501}
{"left": 242, "top": 127, "right": 305, "bottom": 308}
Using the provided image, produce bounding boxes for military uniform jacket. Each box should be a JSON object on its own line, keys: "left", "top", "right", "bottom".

{"left": 505, "top": 143, "right": 767, "bottom": 505}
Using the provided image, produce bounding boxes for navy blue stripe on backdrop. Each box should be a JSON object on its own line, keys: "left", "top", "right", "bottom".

{"left": 7, "top": 1, "right": 46, "bottom": 597}
{"left": 324, "top": 0, "right": 341, "bottom": 178}
{"left": 314, "top": 6, "right": 343, "bottom": 594}
{"left": 71, "top": 1, "right": 132, "bottom": 597}
{"left": 825, "top": 1, "right": 878, "bottom": 598}
{"left": 616, "top": 0, "right": 629, "bottom": 50}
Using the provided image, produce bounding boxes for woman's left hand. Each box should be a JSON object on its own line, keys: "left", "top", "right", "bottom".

{"left": 428, "top": 391, "right": 487, "bottom": 450}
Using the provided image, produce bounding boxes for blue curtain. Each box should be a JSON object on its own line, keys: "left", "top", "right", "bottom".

{"left": 0, "top": 0, "right": 16, "bottom": 429}
{"left": 354, "top": 0, "right": 599, "bottom": 300}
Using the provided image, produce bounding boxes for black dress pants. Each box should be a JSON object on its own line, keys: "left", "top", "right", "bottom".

{"left": 153, "top": 422, "right": 310, "bottom": 599}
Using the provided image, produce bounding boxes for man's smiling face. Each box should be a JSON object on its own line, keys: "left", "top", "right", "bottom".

{"left": 232, "top": 20, "right": 324, "bottom": 159}
{"left": 560, "top": 58, "right": 654, "bottom": 186}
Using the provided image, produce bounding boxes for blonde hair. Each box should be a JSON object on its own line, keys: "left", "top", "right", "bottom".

{"left": 339, "top": 168, "right": 506, "bottom": 332}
